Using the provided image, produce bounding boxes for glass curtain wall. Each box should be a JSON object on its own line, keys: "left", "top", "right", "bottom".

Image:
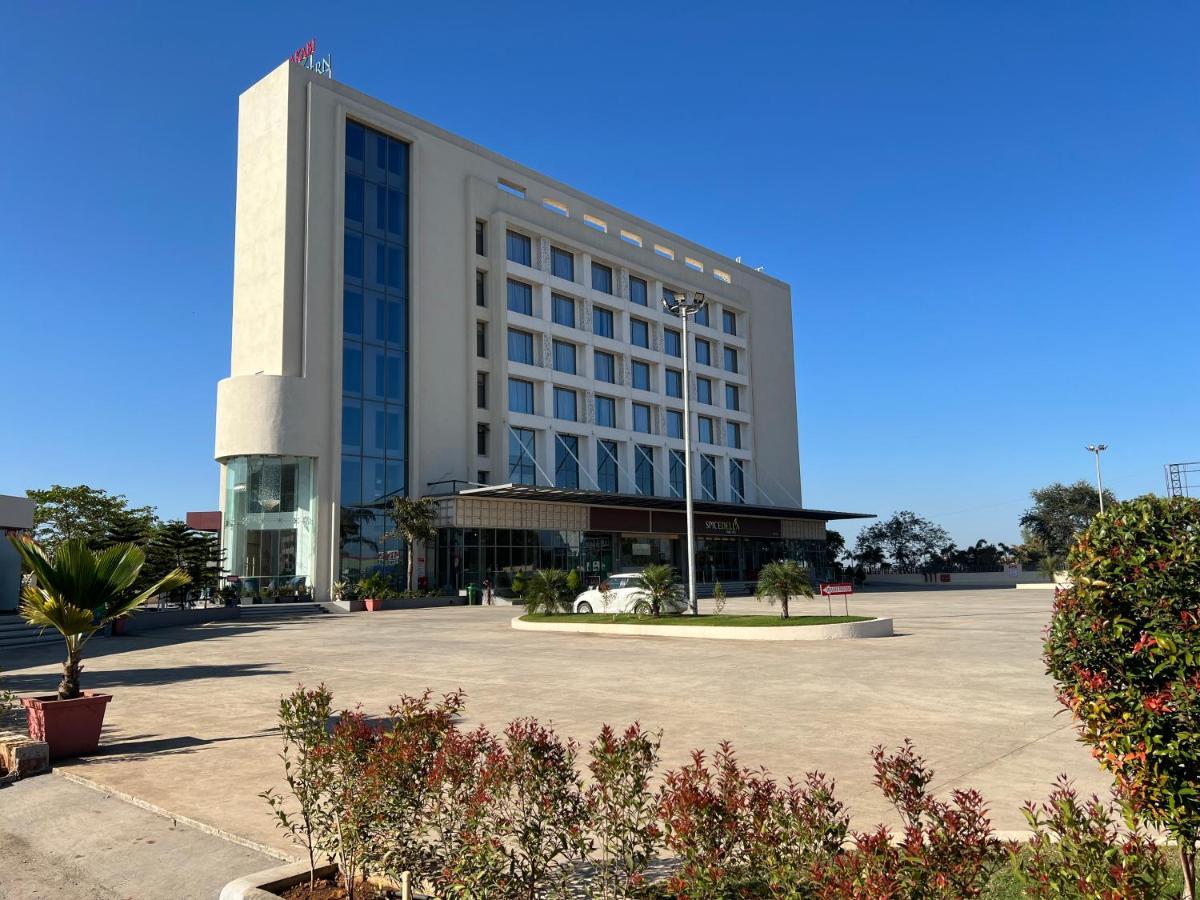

{"left": 341, "top": 120, "right": 410, "bottom": 583}
{"left": 223, "top": 456, "right": 316, "bottom": 594}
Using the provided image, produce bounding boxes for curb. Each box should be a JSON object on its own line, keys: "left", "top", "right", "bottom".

{"left": 53, "top": 768, "right": 296, "bottom": 863}
{"left": 512, "top": 615, "right": 894, "bottom": 641}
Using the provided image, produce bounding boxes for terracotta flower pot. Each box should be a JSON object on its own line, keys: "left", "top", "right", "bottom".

{"left": 22, "top": 692, "right": 112, "bottom": 759}
{"left": 364, "top": 597, "right": 384, "bottom": 611}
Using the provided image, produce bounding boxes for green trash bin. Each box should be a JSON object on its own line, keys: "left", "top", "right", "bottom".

{"left": 466, "top": 583, "right": 480, "bottom": 605}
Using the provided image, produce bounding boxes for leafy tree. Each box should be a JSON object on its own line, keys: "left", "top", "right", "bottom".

{"left": 10, "top": 536, "right": 188, "bottom": 699}
{"left": 633, "top": 564, "right": 684, "bottom": 617}
{"left": 383, "top": 497, "right": 438, "bottom": 592}
{"left": 144, "top": 520, "right": 217, "bottom": 604}
{"left": 1044, "top": 495, "right": 1200, "bottom": 898}
{"left": 1020, "top": 480, "right": 1116, "bottom": 561}
{"left": 102, "top": 506, "right": 155, "bottom": 547}
{"left": 26, "top": 484, "right": 156, "bottom": 554}
{"left": 523, "top": 569, "right": 570, "bottom": 615}
{"left": 566, "top": 568, "right": 583, "bottom": 596}
{"left": 853, "top": 511, "right": 950, "bottom": 569}
{"left": 937, "top": 539, "right": 1016, "bottom": 571}
{"left": 755, "top": 559, "right": 814, "bottom": 619}
{"left": 825, "top": 529, "right": 847, "bottom": 579}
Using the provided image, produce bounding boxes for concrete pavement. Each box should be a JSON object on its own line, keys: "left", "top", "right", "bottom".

{"left": 1, "top": 587, "right": 1107, "bottom": 863}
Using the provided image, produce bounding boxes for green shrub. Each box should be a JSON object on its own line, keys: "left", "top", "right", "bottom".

{"left": 523, "top": 569, "right": 571, "bottom": 615}
{"left": 712, "top": 580, "right": 727, "bottom": 615}
{"left": 1044, "top": 495, "right": 1200, "bottom": 893}
{"left": 566, "top": 568, "right": 583, "bottom": 596}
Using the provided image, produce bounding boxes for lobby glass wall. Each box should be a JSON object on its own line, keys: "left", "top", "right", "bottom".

{"left": 431, "top": 527, "right": 830, "bottom": 592}
{"left": 222, "top": 456, "right": 316, "bottom": 593}
{"left": 340, "top": 120, "right": 410, "bottom": 583}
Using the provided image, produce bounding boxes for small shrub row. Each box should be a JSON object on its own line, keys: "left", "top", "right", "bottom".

{"left": 264, "top": 686, "right": 1180, "bottom": 899}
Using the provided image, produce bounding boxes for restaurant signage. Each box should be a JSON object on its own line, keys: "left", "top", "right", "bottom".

{"left": 289, "top": 39, "right": 333, "bottom": 78}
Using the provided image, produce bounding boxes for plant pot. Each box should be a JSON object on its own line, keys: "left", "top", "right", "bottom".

{"left": 111, "top": 618, "right": 128, "bottom": 636}
{"left": 22, "top": 692, "right": 112, "bottom": 759}
{"left": 364, "top": 597, "right": 384, "bottom": 611}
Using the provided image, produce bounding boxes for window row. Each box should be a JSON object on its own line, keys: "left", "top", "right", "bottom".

{"left": 502, "top": 428, "right": 746, "bottom": 501}
{"left": 484, "top": 224, "right": 740, "bottom": 335}
{"left": 503, "top": 377, "right": 744, "bottom": 445}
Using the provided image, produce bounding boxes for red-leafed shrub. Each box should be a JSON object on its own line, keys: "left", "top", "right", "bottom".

{"left": 1015, "top": 775, "right": 1174, "bottom": 900}
{"left": 812, "top": 740, "right": 1004, "bottom": 899}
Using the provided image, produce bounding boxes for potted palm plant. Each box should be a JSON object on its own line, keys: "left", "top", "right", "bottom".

{"left": 9, "top": 536, "right": 188, "bottom": 758}
{"left": 358, "top": 572, "right": 390, "bottom": 612}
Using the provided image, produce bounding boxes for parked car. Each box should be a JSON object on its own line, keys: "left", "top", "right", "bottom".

{"left": 573, "top": 571, "right": 686, "bottom": 614}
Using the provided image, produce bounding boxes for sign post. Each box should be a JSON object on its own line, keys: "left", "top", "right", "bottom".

{"left": 819, "top": 581, "right": 854, "bottom": 616}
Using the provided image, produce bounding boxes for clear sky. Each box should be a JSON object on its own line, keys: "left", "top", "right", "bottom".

{"left": 1, "top": 2, "right": 1197, "bottom": 548}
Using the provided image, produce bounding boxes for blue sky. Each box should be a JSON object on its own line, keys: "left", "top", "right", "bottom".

{"left": 1, "top": 3, "right": 1197, "bottom": 547}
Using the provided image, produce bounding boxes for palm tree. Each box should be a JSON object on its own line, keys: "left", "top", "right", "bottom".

{"left": 10, "top": 537, "right": 189, "bottom": 700}
{"left": 634, "top": 564, "right": 684, "bottom": 617}
{"left": 755, "top": 559, "right": 814, "bottom": 620}
{"left": 523, "top": 569, "right": 569, "bottom": 615}
{"left": 383, "top": 497, "right": 438, "bottom": 592}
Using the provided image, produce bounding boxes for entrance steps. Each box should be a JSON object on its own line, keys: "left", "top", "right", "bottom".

{"left": 237, "top": 602, "right": 329, "bottom": 621}
{"left": 0, "top": 617, "right": 55, "bottom": 652}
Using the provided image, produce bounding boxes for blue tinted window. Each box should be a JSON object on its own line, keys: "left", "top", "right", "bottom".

{"left": 698, "top": 417, "right": 714, "bottom": 444}
{"left": 592, "top": 306, "right": 614, "bottom": 338}
{"left": 630, "top": 319, "right": 649, "bottom": 348}
{"left": 633, "top": 403, "right": 652, "bottom": 434}
{"left": 722, "top": 309, "right": 737, "bottom": 335}
{"left": 344, "top": 233, "right": 364, "bottom": 283}
{"left": 697, "top": 377, "right": 713, "bottom": 404}
{"left": 669, "top": 449, "right": 685, "bottom": 498}
{"left": 344, "top": 289, "right": 363, "bottom": 337}
{"left": 551, "top": 246, "right": 574, "bottom": 280}
{"left": 508, "top": 428, "right": 536, "bottom": 484}
{"left": 343, "top": 342, "right": 362, "bottom": 394}
{"left": 507, "top": 279, "right": 533, "bottom": 315}
{"left": 345, "top": 174, "right": 364, "bottom": 226}
{"left": 554, "top": 387, "right": 577, "bottom": 421}
{"left": 701, "top": 455, "right": 717, "bottom": 500}
{"left": 695, "top": 304, "right": 710, "bottom": 327}
{"left": 724, "top": 347, "right": 738, "bottom": 373}
{"left": 666, "top": 409, "right": 684, "bottom": 439}
{"left": 592, "top": 262, "right": 613, "bottom": 294}
{"left": 345, "top": 121, "right": 365, "bottom": 172}
{"left": 506, "top": 230, "right": 532, "bottom": 266}
{"left": 598, "top": 441, "right": 619, "bottom": 492}
{"left": 508, "top": 378, "right": 534, "bottom": 413}
{"left": 635, "top": 445, "right": 655, "bottom": 495}
{"left": 665, "top": 369, "right": 682, "bottom": 398}
{"left": 342, "top": 401, "right": 362, "bottom": 450}
{"left": 341, "top": 458, "right": 362, "bottom": 506}
{"left": 729, "top": 459, "right": 745, "bottom": 502}
{"left": 664, "top": 329, "right": 681, "bottom": 358}
{"left": 631, "top": 361, "right": 651, "bottom": 391}
{"left": 594, "top": 351, "right": 616, "bottom": 383}
{"left": 507, "top": 329, "right": 534, "bottom": 364}
{"left": 555, "top": 435, "right": 579, "bottom": 488}
{"left": 552, "top": 294, "right": 575, "bottom": 327}
{"left": 595, "top": 395, "right": 616, "bottom": 427}
{"left": 630, "top": 277, "right": 647, "bottom": 306}
{"left": 695, "top": 339, "right": 711, "bottom": 366}
{"left": 727, "top": 422, "right": 742, "bottom": 449}
{"left": 553, "top": 340, "right": 576, "bottom": 374}
{"left": 726, "top": 384, "right": 739, "bottom": 411}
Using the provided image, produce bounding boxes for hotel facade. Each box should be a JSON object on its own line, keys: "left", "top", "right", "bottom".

{"left": 213, "top": 60, "right": 866, "bottom": 600}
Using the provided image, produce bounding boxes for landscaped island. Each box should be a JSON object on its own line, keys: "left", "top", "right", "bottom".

{"left": 521, "top": 613, "right": 871, "bottom": 627}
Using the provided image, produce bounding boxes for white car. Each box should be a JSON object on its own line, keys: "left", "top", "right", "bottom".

{"left": 572, "top": 572, "right": 687, "bottom": 615}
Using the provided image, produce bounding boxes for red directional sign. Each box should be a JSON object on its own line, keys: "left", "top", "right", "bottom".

{"left": 819, "top": 582, "right": 854, "bottom": 596}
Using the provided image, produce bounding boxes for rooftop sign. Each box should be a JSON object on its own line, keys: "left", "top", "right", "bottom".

{"left": 290, "top": 39, "right": 332, "bottom": 78}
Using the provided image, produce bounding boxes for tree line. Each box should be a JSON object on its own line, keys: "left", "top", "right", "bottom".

{"left": 830, "top": 479, "right": 1115, "bottom": 574}
{"left": 24, "top": 484, "right": 222, "bottom": 604}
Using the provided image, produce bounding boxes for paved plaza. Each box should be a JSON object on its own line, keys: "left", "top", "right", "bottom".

{"left": 1, "top": 587, "right": 1108, "bottom": 862}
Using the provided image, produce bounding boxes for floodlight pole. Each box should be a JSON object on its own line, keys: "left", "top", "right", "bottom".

{"left": 1085, "top": 444, "right": 1108, "bottom": 513}
{"left": 663, "top": 290, "right": 706, "bottom": 615}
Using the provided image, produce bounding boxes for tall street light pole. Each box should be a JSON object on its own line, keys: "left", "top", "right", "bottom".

{"left": 663, "top": 290, "right": 706, "bottom": 615}
{"left": 1085, "top": 444, "right": 1108, "bottom": 513}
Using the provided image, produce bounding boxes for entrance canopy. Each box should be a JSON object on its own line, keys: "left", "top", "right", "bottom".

{"left": 454, "top": 483, "right": 873, "bottom": 523}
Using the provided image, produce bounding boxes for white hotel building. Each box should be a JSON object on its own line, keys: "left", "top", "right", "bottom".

{"left": 213, "top": 60, "right": 866, "bottom": 600}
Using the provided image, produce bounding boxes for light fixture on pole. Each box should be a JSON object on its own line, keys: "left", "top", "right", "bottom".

{"left": 662, "top": 289, "right": 706, "bottom": 615}
{"left": 1085, "top": 444, "right": 1108, "bottom": 513}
